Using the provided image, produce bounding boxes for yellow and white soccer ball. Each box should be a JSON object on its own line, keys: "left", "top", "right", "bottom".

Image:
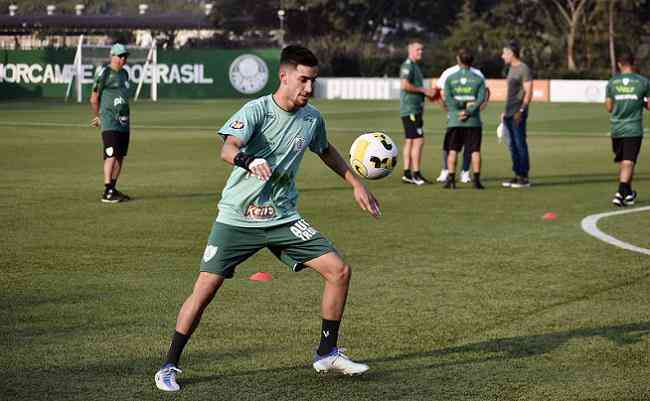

{"left": 349, "top": 132, "right": 398, "bottom": 179}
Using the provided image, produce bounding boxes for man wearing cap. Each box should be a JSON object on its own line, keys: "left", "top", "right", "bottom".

{"left": 90, "top": 43, "right": 132, "bottom": 203}
{"left": 501, "top": 40, "right": 533, "bottom": 188}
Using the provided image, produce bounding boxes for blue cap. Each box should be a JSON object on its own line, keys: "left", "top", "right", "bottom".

{"left": 110, "top": 43, "right": 129, "bottom": 57}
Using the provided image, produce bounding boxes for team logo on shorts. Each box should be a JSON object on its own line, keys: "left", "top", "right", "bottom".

{"left": 105, "top": 147, "right": 114, "bottom": 157}
{"left": 202, "top": 245, "right": 218, "bottom": 262}
{"left": 293, "top": 135, "right": 306, "bottom": 152}
{"left": 230, "top": 120, "right": 245, "bottom": 130}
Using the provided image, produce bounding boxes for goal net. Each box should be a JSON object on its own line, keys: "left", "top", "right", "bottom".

{"left": 66, "top": 35, "right": 158, "bottom": 103}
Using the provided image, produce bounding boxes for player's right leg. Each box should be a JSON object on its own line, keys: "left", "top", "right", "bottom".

{"left": 155, "top": 272, "right": 224, "bottom": 392}
{"left": 402, "top": 138, "right": 414, "bottom": 183}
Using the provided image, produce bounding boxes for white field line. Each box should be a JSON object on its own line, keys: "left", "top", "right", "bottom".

{"left": 580, "top": 206, "right": 650, "bottom": 256}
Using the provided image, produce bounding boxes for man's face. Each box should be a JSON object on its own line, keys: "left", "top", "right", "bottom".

{"left": 280, "top": 64, "right": 318, "bottom": 108}
{"left": 502, "top": 48, "right": 513, "bottom": 65}
{"left": 409, "top": 43, "right": 424, "bottom": 61}
{"left": 111, "top": 54, "right": 128, "bottom": 69}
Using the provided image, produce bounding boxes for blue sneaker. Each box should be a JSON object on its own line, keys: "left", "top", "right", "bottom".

{"left": 312, "top": 347, "right": 369, "bottom": 375}
{"left": 154, "top": 363, "right": 182, "bottom": 392}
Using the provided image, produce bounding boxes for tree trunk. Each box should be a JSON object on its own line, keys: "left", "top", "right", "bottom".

{"left": 567, "top": 22, "right": 577, "bottom": 70}
{"left": 609, "top": 0, "right": 617, "bottom": 75}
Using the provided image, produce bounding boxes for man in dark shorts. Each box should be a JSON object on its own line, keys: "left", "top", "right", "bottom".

{"left": 90, "top": 43, "right": 131, "bottom": 203}
{"left": 605, "top": 52, "right": 649, "bottom": 206}
{"left": 399, "top": 39, "right": 437, "bottom": 186}
{"left": 441, "top": 48, "right": 487, "bottom": 189}
{"left": 154, "top": 45, "right": 381, "bottom": 392}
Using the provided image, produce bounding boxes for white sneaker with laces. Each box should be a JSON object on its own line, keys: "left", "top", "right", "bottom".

{"left": 460, "top": 170, "right": 471, "bottom": 183}
{"left": 436, "top": 169, "right": 449, "bottom": 183}
{"left": 155, "top": 364, "right": 182, "bottom": 392}
{"left": 313, "top": 347, "right": 369, "bottom": 375}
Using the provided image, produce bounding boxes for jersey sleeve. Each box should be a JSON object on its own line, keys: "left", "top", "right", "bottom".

{"left": 218, "top": 102, "right": 263, "bottom": 145}
{"left": 92, "top": 65, "right": 107, "bottom": 93}
{"left": 521, "top": 64, "right": 532, "bottom": 82}
{"left": 309, "top": 115, "right": 329, "bottom": 154}
{"left": 436, "top": 69, "right": 449, "bottom": 89}
{"left": 399, "top": 62, "right": 412, "bottom": 81}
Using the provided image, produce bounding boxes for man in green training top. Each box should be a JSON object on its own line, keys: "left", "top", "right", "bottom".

{"left": 90, "top": 43, "right": 131, "bottom": 203}
{"left": 154, "top": 45, "right": 381, "bottom": 392}
{"left": 605, "top": 52, "right": 649, "bottom": 206}
{"left": 442, "top": 48, "right": 487, "bottom": 189}
{"left": 399, "top": 39, "right": 437, "bottom": 186}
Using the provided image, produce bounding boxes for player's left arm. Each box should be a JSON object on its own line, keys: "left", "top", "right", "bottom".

{"left": 480, "top": 87, "right": 491, "bottom": 111}
{"left": 318, "top": 144, "right": 381, "bottom": 218}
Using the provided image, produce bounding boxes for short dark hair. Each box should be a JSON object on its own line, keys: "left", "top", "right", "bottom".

{"left": 617, "top": 52, "right": 634, "bottom": 66}
{"left": 280, "top": 45, "right": 318, "bottom": 68}
{"left": 457, "top": 48, "right": 474, "bottom": 66}
{"left": 505, "top": 40, "right": 520, "bottom": 58}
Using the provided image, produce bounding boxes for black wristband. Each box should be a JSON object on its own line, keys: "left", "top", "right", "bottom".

{"left": 233, "top": 152, "right": 255, "bottom": 171}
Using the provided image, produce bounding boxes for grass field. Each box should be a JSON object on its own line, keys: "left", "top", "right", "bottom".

{"left": 1, "top": 99, "right": 649, "bottom": 401}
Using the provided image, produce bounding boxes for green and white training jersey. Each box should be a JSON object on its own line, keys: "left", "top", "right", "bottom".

{"left": 216, "top": 94, "right": 329, "bottom": 227}
{"left": 606, "top": 73, "right": 650, "bottom": 138}
{"left": 399, "top": 58, "right": 425, "bottom": 117}
{"left": 443, "top": 67, "right": 486, "bottom": 128}
{"left": 92, "top": 65, "right": 130, "bottom": 133}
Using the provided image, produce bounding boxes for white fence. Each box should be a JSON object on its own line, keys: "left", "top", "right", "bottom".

{"left": 315, "top": 78, "right": 608, "bottom": 103}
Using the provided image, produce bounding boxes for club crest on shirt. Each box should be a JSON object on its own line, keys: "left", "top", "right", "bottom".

{"left": 230, "top": 120, "right": 245, "bottom": 130}
{"left": 293, "top": 135, "right": 306, "bottom": 152}
{"left": 623, "top": 78, "right": 630, "bottom": 86}
{"left": 460, "top": 77, "right": 467, "bottom": 85}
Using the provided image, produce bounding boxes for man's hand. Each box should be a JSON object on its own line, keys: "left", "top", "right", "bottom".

{"left": 248, "top": 158, "right": 272, "bottom": 181}
{"left": 90, "top": 116, "right": 100, "bottom": 128}
{"left": 353, "top": 182, "right": 381, "bottom": 218}
{"left": 514, "top": 110, "right": 522, "bottom": 125}
{"left": 459, "top": 111, "right": 470, "bottom": 121}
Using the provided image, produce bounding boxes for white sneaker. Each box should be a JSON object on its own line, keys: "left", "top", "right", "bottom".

{"left": 460, "top": 170, "right": 471, "bottom": 183}
{"left": 313, "top": 347, "right": 369, "bottom": 375}
{"left": 436, "top": 169, "right": 449, "bottom": 183}
{"left": 155, "top": 364, "right": 182, "bottom": 392}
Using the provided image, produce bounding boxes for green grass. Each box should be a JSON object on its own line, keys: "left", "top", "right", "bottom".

{"left": 1, "top": 99, "right": 649, "bottom": 401}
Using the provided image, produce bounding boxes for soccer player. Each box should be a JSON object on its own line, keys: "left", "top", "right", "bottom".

{"left": 399, "top": 39, "right": 438, "bottom": 186}
{"left": 605, "top": 52, "right": 649, "bottom": 206}
{"left": 501, "top": 40, "right": 533, "bottom": 188}
{"left": 435, "top": 52, "right": 491, "bottom": 184}
{"left": 90, "top": 43, "right": 132, "bottom": 203}
{"left": 441, "top": 48, "right": 487, "bottom": 190}
{"left": 154, "top": 45, "right": 380, "bottom": 392}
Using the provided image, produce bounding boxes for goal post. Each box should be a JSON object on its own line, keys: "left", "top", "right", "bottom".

{"left": 65, "top": 36, "right": 158, "bottom": 103}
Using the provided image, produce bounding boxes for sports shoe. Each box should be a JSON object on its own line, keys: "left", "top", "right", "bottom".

{"left": 313, "top": 347, "right": 369, "bottom": 375}
{"left": 101, "top": 188, "right": 126, "bottom": 203}
{"left": 155, "top": 363, "right": 182, "bottom": 392}
{"left": 501, "top": 177, "right": 517, "bottom": 188}
{"left": 401, "top": 175, "right": 414, "bottom": 184}
{"left": 443, "top": 178, "right": 456, "bottom": 189}
{"left": 460, "top": 170, "right": 471, "bottom": 183}
{"left": 624, "top": 191, "right": 637, "bottom": 206}
{"left": 411, "top": 173, "right": 431, "bottom": 186}
{"left": 113, "top": 189, "right": 131, "bottom": 201}
{"left": 612, "top": 192, "right": 625, "bottom": 207}
{"left": 510, "top": 177, "right": 531, "bottom": 188}
{"left": 436, "top": 169, "right": 449, "bottom": 183}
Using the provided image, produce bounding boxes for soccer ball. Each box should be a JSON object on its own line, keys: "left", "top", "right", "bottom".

{"left": 349, "top": 132, "right": 398, "bottom": 180}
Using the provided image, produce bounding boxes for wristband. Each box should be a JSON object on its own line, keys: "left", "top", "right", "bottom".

{"left": 233, "top": 152, "right": 255, "bottom": 171}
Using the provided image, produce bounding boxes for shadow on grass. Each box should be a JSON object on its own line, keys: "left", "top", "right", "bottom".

{"left": 483, "top": 172, "right": 648, "bottom": 187}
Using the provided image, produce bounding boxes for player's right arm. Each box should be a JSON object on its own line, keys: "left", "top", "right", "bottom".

{"left": 220, "top": 134, "right": 272, "bottom": 181}
{"left": 605, "top": 81, "right": 614, "bottom": 113}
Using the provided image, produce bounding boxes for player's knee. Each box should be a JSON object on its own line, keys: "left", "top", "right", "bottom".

{"left": 330, "top": 263, "right": 351, "bottom": 285}
{"left": 193, "top": 272, "right": 223, "bottom": 303}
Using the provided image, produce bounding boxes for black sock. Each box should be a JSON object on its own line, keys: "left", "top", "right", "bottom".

{"left": 110, "top": 178, "right": 117, "bottom": 188}
{"left": 404, "top": 170, "right": 411, "bottom": 178}
{"left": 473, "top": 172, "right": 481, "bottom": 182}
{"left": 165, "top": 331, "right": 190, "bottom": 367}
{"left": 619, "top": 182, "right": 631, "bottom": 196}
{"left": 104, "top": 182, "right": 114, "bottom": 193}
{"left": 412, "top": 170, "right": 420, "bottom": 178}
{"left": 316, "top": 319, "right": 340, "bottom": 356}
{"left": 448, "top": 173, "right": 456, "bottom": 182}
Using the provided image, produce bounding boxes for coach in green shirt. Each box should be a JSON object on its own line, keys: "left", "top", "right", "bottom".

{"left": 605, "top": 52, "right": 649, "bottom": 206}
{"left": 90, "top": 43, "right": 131, "bottom": 203}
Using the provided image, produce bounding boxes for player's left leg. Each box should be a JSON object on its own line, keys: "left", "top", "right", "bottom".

{"left": 306, "top": 252, "right": 369, "bottom": 375}
{"left": 460, "top": 145, "right": 472, "bottom": 183}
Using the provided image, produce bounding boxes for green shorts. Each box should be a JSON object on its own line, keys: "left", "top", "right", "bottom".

{"left": 199, "top": 219, "right": 336, "bottom": 278}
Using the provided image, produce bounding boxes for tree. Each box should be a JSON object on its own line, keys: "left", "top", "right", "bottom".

{"left": 549, "top": 0, "right": 590, "bottom": 71}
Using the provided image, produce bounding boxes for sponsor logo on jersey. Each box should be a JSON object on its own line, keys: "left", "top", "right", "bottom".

{"left": 293, "top": 135, "right": 306, "bottom": 152}
{"left": 202, "top": 245, "right": 218, "bottom": 262}
{"left": 113, "top": 97, "right": 125, "bottom": 106}
{"left": 230, "top": 120, "right": 245, "bottom": 130}
{"left": 245, "top": 204, "right": 276, "bottom": 220}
